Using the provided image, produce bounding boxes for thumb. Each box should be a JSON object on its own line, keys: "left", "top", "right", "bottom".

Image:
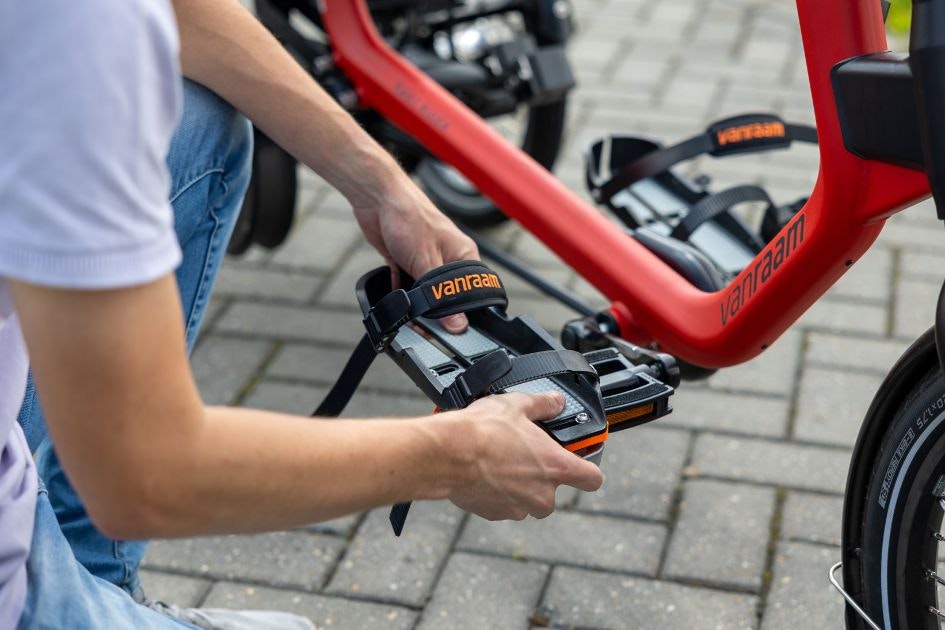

{"left": 440, "top": 313, "right": 468, "bottom": 334}
{"left": 562, "top": 456, "right": 605, "bottom": 492}
{"left": 520, "top": 392, "right": 566, "bottom": 421}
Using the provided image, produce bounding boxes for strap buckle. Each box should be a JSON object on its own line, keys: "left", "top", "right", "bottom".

{"left": 363, "top": 289, "right": 412, "bottom": 352}
{"left": 441, "top": 350, "right": 512, "bottom": 409}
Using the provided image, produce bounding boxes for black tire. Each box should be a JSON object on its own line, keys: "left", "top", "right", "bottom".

{"left": 415, "top": 99, "right": 567, "bottom": 227}
{"left": 856, "top": 364, "right": 945, "bottom": 629}
{"left": 250, "top": 132, "right": 297, "bottom": 249}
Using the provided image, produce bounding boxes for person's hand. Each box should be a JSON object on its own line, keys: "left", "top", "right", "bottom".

{"left": 442, "top": 392, "right": 604, "bottom": 521}
{"left": 351, "top": 175, "right": 478, "bottom": 333}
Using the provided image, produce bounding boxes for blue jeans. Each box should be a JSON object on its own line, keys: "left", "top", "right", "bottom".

{"left": 16, "top": 80, "right": 252, "bottom": 628}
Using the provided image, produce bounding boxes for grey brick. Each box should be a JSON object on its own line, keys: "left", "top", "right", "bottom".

{"left": 241, "top": 381, "right": 328, "bottom": 415}
{"left": 761, "top": 542, "right": 845, "bottom": 630}
{"left": 417, "top": 553, "right": 548, "bottom": 630}
{"left": 664, "top": 480, "right": 775, "bottom": 592}
{"left": 781, "top": 492, "right": 843, "bottom": 546}
{"left": 707, "top": 330, "right": 801, "bottom": 396}
{"left": 192, "top": 336, "right": 273, "bottom": 405}
{"left": 315, "top": 247, "right": 386, "bottom": 309}
{"left": 797, "top": 298, "right": 887, "bottom": 335}
{"left": 326, "top": 502, "right": 463, "bottom": 607}
{"left": 459, "top": 510, "right": 665, "bottom": 575}
{"left": 270, "top": 215, "right": 362, "bottom": 270}
{"left": 824, "top": 247, "right": 892, "bottom": 304}
{"left": 901, "top": 250, "right": 945, "bottom": 283}
{"left": 576, "top": 426, "right": 689, "bottom": 521}
{"left": 806, "top": 332, "right": 908, "bottom": 373}
{"left": 509, "top": 232, "right": 571, "bottom": 270}
{"left": 216, "top": 303, "right": 362, "bottom": 345}
{"left": 342, "top": 389, "right": 433, "bottom": 418}
{"left": 304, "top": 513, "right": 362, "bottom": 538}
{"left": 894, "top": 279, "right": 938, "bottom": 339}
{"left": 138, "top": 570, "right": 211, "bottom": 608}
{"left": 542, "top": 567, "right": 758, "bottom": 630}
{"left": 666, "top": 389, "right": 789, "bottom": 438}
{"left": 793, "top": 367, "right": 883, "bottom": 447}
{"left": 267, "top": 344, "right": 419, "bottom": 393}
{"left": 202, "top": 583, "right": 416, "bottom": 630}
{"left": 690, "top": 434, "right": 849, "bottom": 493}
{"left": 214, "top": 266, "right": 322, "bottom": 303}
{"left": 878, "top": 217, "right": 945, "bottom": 251}
{"left": 143, "top": 531, "right": 345, "bottom": 592}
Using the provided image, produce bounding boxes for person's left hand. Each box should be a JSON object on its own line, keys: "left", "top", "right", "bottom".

{"left": 352, "top": 177, "right": 479, "bottom": 334}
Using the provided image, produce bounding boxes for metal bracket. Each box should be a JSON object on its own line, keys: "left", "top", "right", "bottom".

{"left": 828, "top": 562, "right": 883, "bottom": 630}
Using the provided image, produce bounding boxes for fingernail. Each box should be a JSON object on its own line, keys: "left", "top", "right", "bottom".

{"left": 442, "top": 314, "right": 467, "bottom": 333}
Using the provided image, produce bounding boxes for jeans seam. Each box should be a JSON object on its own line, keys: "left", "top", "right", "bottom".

{"left": 183, "top": 177, "right": 229, "bottom": 341}
{"left": 169, "top": 167, "right": 225, "bottom": 205}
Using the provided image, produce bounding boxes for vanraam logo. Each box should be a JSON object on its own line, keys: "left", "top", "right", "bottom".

{"left": 430, "top": 273, "right": 502, "bottom": 301}
{"left": 720, "top": 212, "right": 805, "bottom": 326}
{"left": 716, "top": 121, "right": 786, "bottom": 147}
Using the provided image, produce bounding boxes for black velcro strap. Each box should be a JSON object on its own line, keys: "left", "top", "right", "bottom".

{"left": 440, "top": 350, "right": 513, "bottom": 410}
{"left": 408, "top": 260, "right": 507, "bottom": 320}
{"left": 312, "top": 334, "right": 376, "bottom": 417}
{"left": 489, "top": 350, "right": 598, "bottom": 392}
{"left": 670, "top": 185, "right": 774, "bottom": 242}
{"left": 594, "top": 113, "right": 817, "bottom": 204}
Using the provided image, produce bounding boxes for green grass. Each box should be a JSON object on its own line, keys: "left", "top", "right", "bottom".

{"left": 888, "top": 0, "right": 912, "bottom": 35}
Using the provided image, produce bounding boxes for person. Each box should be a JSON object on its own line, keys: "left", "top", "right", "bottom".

{"left": 0, "top": 1, "right": 604, "bottom": 628}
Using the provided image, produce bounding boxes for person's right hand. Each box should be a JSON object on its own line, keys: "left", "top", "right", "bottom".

{"left": 444, "top": 392, "right": 605, "bottom": 521}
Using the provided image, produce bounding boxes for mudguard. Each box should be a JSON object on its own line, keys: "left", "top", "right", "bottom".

{"left": 841, "top": 328, "right": 939, "bottom": 628}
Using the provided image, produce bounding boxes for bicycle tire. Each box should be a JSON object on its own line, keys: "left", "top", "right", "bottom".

{"left": 415, "top": 99, "right": 567, "bottom": 227}
{"left": 856, "top": 364, "right": 945, "bottom": 629}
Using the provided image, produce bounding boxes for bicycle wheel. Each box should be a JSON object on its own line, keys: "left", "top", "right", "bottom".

{"left": 415, "top": 98, "right": 567, "bottom": 227}
{"left": 856, "top": 364, "right": 945, "bottom": 629}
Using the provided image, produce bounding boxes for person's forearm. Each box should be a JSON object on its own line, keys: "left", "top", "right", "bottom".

{"left": 172, "top": 0, "right": 404, "bottom": 208}
{"left": 141, "top": 406, "right": 472, "bottom": 537}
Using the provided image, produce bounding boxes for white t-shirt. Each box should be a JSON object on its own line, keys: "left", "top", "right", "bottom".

{"left": 0, "top": 1, "right": 182, "bottom": 625}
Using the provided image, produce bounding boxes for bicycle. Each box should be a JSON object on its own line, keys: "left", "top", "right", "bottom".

{"left": 312, "top": 0, "right": 945, "bottom": 627}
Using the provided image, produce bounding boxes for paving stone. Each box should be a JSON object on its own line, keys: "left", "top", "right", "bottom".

{"left": 203, "top": 583, "right": 416, "bottom": 629}
{"left": 792, "top": 367, "right": 883, "bottom": 447}
{"left": 877, "top": 218, "right": 945, "bottom": 251}
{"left": 144, "top": 531, "right": 345, "bottom": 592}
{"left": 315, "top": 246, "right": 386, "bottom": 309}
{"left": 197, "top": 299, "right": 226, "bottom": 337}
{"left": 690, "top": 434, "right": 850, "bottom": 494}
{"left": 459, "top": 510, "right": 665, "bottom": 575}
{"left": 761, "top": 542, "right": 845, "bottom": 630}
{"left": 326, "top": 502, "right": 463, "bottom": 607}
{"left": 805, "top": 332, "right": 908, "bottom": 374}
{"left": 824, "top": 247, "right": 892, "bottom": 304}
{"left": 267, "top": 344, "right": 419, "bottom": 393}
{"left": 901, "top": 250, "right": 945, "bottom": 283}
{"left": 797, "top": 298, "right": 887, "bottom": 335}
{"left": 707, "top": 329, "right": 801, "bottom": 396}
{"left": 216, "top": 303, "right": 362, "bottom": 346}
{"left": 241, "top": 381, "right": 328, "bottom": 415}
{"left": 894, "top": 279, "right": 938, "bottom": 339}
{"left": 664, "top": 480, "right": 776, "bottom": 592}
{"left": 416, "top": 553, "right": 548, "bottom": 630}
{"left": 304, "top": 513, "right": 363, "bottom": 538}
{"left": 270, "top": 215, "right": 363, "bottom": 270}
{"left": 214, "top": 266, "right": 323, "bottom": 303}
{"left": 138, "top": 570, "right": 211, "bottom": 608}
{"left": 575, "top": 426, "right": 689, "bottom": 521}
{"left": 506, "top": 295, "right": 585, "bottom": 335}
{"left": 781, "top": 492, "right": 843, "bottom": 546}
{"left": 192, "top": 336, "right": 273, "bottom": 405}
{"left": 666, "top": 389, "right": 789, "bottom": 438}
{"left": 342, "top": 389, "right": 433, "bottom": 418}
{"left": 542, "top": 566, "right": 758, "bottom": 629}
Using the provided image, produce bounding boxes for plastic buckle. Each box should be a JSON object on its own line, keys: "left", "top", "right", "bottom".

{"left": 363, "top": 290, "right": 412, "bottom": 352}
{"left": 441, "top": 350, "right": 512, "bottom": 409}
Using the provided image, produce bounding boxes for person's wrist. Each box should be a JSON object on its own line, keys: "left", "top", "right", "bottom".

{"left": 414, "top": 411, "right": 478, "bottom": 501}
{"left": 340, "top": 144, "right": 410, "bottom": 209}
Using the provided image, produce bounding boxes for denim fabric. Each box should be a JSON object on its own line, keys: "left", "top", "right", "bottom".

{"left": 15, "top": 79, "right": 252, "bottom": 624}
{"left": 16, "top": 480, "right": 199, "bottom": 630}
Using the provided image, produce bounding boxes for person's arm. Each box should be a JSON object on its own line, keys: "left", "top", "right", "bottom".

{"left": 10, "top": 276, "right": 602, "bottom": 539}
{"left": 172, "top": 0, "right": 477, "bottom": 322}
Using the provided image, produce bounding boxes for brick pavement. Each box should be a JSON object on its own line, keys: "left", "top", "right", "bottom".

{"left": 142, "top": 1, "right": 940, "bottom": 627}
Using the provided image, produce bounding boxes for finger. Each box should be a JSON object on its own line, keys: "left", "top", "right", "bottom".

{"left": 516, "top": 391, "right": 566, "bottom": 421}
{"left": 561, "top": 457, "right": 605, "bottom": 493}
{"left": 440, "top": 313, "right": 468, "bottom": 334}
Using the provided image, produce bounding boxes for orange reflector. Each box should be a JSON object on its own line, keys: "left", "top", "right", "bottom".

{"left": 565, "top": 427, "right": 609, "bottom": 453}
{"left": 607, "top": 403, "right": 654, "bottom": 426}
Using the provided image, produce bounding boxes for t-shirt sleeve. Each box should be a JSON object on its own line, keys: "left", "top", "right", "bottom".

{"left": 0, "top": 0, "right": 183, "bottom": 290}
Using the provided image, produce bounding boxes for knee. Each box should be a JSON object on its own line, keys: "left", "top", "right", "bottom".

{"left": 167, "top": 80, "right": 254, "bottom": 204}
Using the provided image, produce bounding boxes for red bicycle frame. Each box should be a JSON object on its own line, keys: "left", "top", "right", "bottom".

{"left": 322, "top": 0, "right": 930, "bottom": 368}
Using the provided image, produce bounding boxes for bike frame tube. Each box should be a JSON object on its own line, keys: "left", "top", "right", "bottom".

{"left": 322, "top": 0, "right": 931, "bottom": 368}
